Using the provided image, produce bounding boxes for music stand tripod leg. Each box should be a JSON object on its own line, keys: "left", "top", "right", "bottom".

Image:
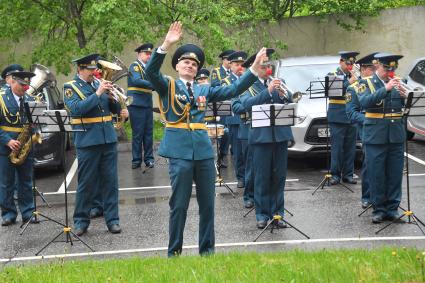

{"left": 34, "top": 186, "right": 51, "bottom": 208}
{"left": 35, "top": 230, "right": 64, "bottom": 256}
{"left": 312, "top": 175, "right": 329, "bottom": 195}
{"left": 358, "top": 204, "right": 373, "bottom": 217}
{"left": 375, "top": 214, "right": 406, "bottom": 235}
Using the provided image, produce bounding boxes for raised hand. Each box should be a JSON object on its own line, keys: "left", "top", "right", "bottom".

{"left": 161, "top": 21, "right": 183, "bottom": 51}
{"left": 251, "top": 47, "right": 267, "bottom": 74}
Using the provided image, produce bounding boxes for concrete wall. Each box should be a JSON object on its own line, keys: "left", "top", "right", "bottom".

{"left": 270, "top": 6, "right": 425, "bottom": 75}
{"left": 1, "top": 6, "right": 424, "bottom": 96}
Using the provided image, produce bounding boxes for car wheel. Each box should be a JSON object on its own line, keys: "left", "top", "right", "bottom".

{"left": 406, "top": 130, "right": 415, "bottom": 140}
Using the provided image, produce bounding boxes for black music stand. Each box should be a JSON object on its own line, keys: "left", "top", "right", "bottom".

{"left": 18, "top": 101, "right": 60, "bottom": 234}
{"left": 308, "top": 76, "right": 354, "bottom": 195}
{"left": 20, "top": 101, "right": 51, "bottom": 216}
{"left": 25, "top": 109, "right": 94, "bottom": 255}
{"left": 205, "top": 101, "right": 236, "bottom": 197}
{"left": 250, "top": 103, "right": 309, "bottom": 241}
{"left": 375, "top": 90, "right": 425, "bottom": 235}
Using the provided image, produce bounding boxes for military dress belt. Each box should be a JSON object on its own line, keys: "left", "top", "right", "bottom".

{"left": 166, "top": 122, "right": 207, "bottom": 131}
{"left": 127, "top": 87, "right": 153, "bottom": 93}
{"left": 71, "top": 115, "right": 113, "bottom": 125}
{"left": 0, "top": 126, "right": 23, "bottom": 132}
{"left": 329, "top": 99, "right": 346, "bottom": 105}
{"left": 365, "top": 112, "right": 403, "bottom": 119}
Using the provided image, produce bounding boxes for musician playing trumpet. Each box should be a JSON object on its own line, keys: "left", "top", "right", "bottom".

{"left": 357, "top": 53, "right": 405, "bottom": 224}
{"left": 327, "top": 51, "right": 360, "bottom": 186}
{"left": 64, "top": 54, "right": 128, "bottom": 236}
{"left": 239, "top": 49, "right": 294, "bottom": 229}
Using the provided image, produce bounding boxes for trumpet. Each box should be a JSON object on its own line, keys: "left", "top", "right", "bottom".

{"left": 265, "top": 69, "right": 302, "bottom": 102}
{"left": 351, "top": 63, "right": 361, "bottom": 80}
{"left": 267, "top": 75, "right": 303, "bottom": 103}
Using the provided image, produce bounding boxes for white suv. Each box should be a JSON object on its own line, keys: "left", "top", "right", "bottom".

{"left": 275, "top": 56, "right": 361, "bottom": 156}
{"left": 405, "top": 57, "right": 425, "bottom": 140}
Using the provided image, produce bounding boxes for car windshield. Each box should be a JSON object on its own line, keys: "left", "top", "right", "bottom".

{"left": 278, "top": 63, "right": 339, "bottom": 94}
{"left": 409, "top": 59, "right": 425, "bottom": 85}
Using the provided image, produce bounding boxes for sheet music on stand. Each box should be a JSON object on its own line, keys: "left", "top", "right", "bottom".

{"left": 251, "top": 103, "right": 296, "bottom": 128}
{"left": 205, "top": 100, "right": 232, "bottom": 119}
{"left": 25, "top": 102, "right": 86, "bottom": 133}
{"left": 26, "top": 101, "right": 48, "bottom": 124}
{"left": 307, "top": 75, "right": 344, "bottom": 99}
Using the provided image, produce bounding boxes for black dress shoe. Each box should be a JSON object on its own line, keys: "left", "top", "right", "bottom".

{"left": 372, "top": 214, "right": 385, "bottom": 224}
{"left": 244, "top": 200, "right": 254, "bottom": 209}
{"left": 257, "top": 220, "right": 267, "bottom": 229}
{"left": 108, "top": 224, "right": 121, "bottom": 234}
{"left": 90, "top": 210, "right": 103, "bottom": 219}
{"left": 74, "top": 227, "right": 87, "bottom": 236}
{"left": 237, "top": 180, "right": 244, "bottom": 188}
{"left": 132, "top": 163, "right": 141, "bottom": 169}
{"left": 276, "top": 220, "right": 288, "bottom": 228}
{"left": 361, "top": 201, "right": 371, "bottom": 209}
{"left": 342, "top": 178, "right": 357, "bottom": 184}
{"left": 1, "top": 218, "right": 16, "bottom": 226}
{"left": 22, "top": 216, "right": 39, "bottom": 224}
{"left": 219, "top": 156, "right": 228, "bottom": 168}
{"left": 146, "top": 162, "right": 154, "bottom": 168}
{"left": 385, "top": 213, "right": 405, "bottom": 222}
{"left": 328, "top": 178, "right": 339, "bottom": 186}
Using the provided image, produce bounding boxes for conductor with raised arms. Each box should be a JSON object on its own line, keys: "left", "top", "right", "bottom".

{"left": 145, "top": 21, "right": 266, "bottom": 256}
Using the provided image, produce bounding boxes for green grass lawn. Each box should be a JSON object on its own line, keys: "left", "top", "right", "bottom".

{"left": 1, "top": 248, "right": 424, "bottom": 282}
{"left": 123, "top": 119, "right": 164, "bottom": 142}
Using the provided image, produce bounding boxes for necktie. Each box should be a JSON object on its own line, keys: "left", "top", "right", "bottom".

{"left": 19, "top": 97, "right": 24, "bottom": 115}
{"left": 226, "top": 70, "right": 230, "bottom": 76}
{"left": 19, "top": 97, "right": 25, "bottom": 123}
{"left": 186, "top": 82, "right": 194, "bottom": 105}
{"left": 264, "top": 80, "right": 268, "bottom": 87}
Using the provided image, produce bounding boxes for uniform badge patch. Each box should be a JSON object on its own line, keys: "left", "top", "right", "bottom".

{"left": 65, "top": 88, "right": 73, "bottom": 98}
{"left": 358, "top": 84, "right": 366, "bottom": 94}
{"left": 345, "top": 93, "right": 352, "bottom": 103}
{"left": 134, "top": 66, "right": 139, "bottom": 72}
{"left": 212, "top": 72, "right": 217, "bottom": 80}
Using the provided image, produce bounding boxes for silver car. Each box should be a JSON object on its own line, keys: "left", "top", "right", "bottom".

{"left": 275, "top": 56, "right": 361, "bottom": 156}
{"left": 405, "top": 57, "right": 425, "bottom": 139}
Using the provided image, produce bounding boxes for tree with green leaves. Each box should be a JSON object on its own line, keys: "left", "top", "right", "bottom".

{"left": 0, "top": 0, "right": 423, "bottom": 74}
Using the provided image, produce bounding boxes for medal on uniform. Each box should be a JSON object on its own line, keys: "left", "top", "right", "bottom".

{"left": 196, "top": 96, "right": 206, "bottom": 111}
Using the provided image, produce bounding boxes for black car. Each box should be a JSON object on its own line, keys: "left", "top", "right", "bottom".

{"left": 27, "top": 64, "right": 68, "bottom": 171}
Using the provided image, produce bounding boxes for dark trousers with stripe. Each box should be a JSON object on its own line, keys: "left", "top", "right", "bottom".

{"left": 129, "top": 105, "right": 154, "bottom": 166}
{"left": 74, "top": 143, "right": 119, "bottom": 229}
{"left": 252, "top": 142, "right": 288, "bottom": 222}
{"left": 168, "top": 158, "right": 215, "bottom": 257}
{"left": 365, "top": 143, "right": 404, "bottom": 217}
{"left": 0, "top": 155, "right": 34, "bottom": 221}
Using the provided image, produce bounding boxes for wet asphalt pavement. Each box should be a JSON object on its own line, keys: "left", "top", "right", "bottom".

{"left": 1, "top": 137, "right": 425, "bottom": 262}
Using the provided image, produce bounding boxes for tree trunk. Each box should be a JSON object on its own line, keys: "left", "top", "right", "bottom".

{"left": 68, "top": 0, "right": 86, "bottom": 48}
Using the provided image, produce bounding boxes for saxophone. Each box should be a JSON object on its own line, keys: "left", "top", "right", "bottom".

{"left": 9, "top": 124, "right": 42, "bottom": 165}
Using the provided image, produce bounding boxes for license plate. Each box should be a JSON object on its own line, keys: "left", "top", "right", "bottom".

{"left": 318, "top": 128, "right": 330, "bottom": 137}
